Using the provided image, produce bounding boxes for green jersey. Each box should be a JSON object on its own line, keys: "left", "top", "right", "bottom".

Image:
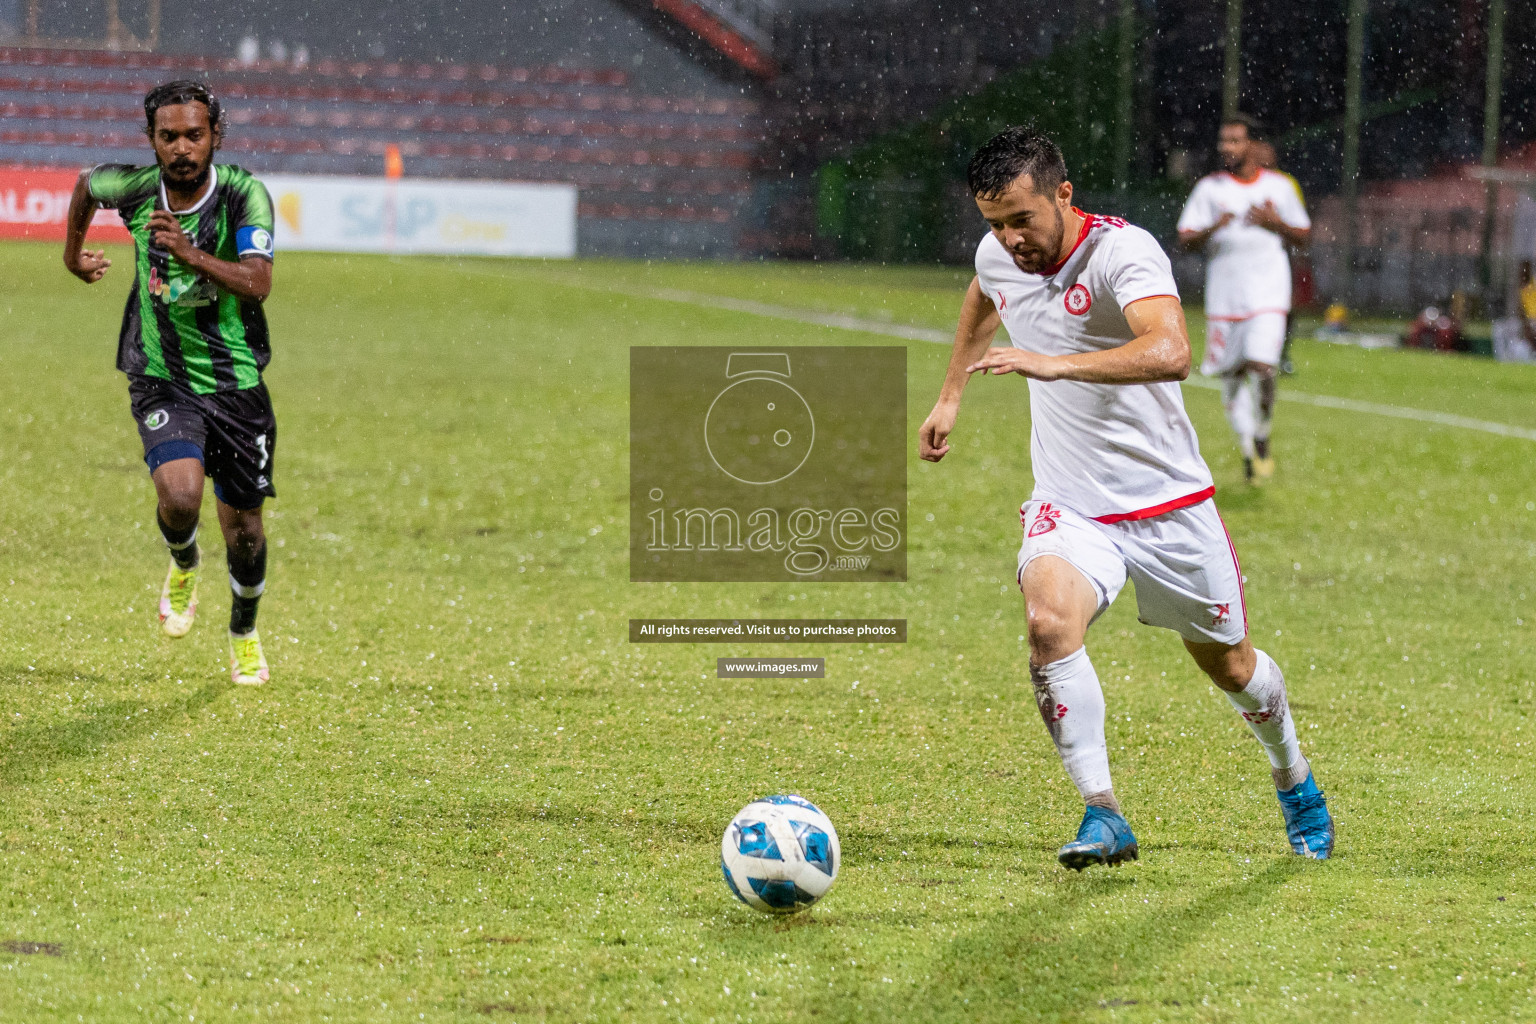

{"left": 88, "top": 163, "right": 276, "bottom": 395}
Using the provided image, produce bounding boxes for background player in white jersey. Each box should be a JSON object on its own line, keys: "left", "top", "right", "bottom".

{"left": 919, "top": 126, "right": 1333, "bottom": 869}
{"left": 1178, "top": 115, "right": 1311, "bottom": 483}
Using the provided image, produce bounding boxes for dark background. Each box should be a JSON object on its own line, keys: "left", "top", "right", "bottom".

{"left": 29, "top": 0, "right": 1528, "bottom": 197}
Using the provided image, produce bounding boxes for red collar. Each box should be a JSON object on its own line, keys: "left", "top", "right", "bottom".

{"left": 1039, "top": 208, "right": 1093, "bottom": 277}
{"left": 1224, "top": 167, "right": 1264, "bottom": 185}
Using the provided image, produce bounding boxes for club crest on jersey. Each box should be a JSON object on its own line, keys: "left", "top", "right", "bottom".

{"left": 1064, "top": 283, "right": 1092, "bottom": 316}
{"left": 1027, "top": 502, "right": 1062, "bottom": 537}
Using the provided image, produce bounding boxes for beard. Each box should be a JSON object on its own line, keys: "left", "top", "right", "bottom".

{"left": 1009, "top": 206, "right": 1066, "bottom": 274}
{"left": 161, "top": 155, "right": 210, "bottom": 190}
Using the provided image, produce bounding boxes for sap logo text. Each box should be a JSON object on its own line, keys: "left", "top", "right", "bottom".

{"left": 341, "top": 196, "right": 437, "bottom": 239}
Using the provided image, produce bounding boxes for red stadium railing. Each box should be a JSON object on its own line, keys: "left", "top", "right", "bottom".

{"left": 0, "top": 45, "right": 764, "bottom": 246}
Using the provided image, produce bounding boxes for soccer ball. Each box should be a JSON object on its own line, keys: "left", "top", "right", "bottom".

{"left": 720, "top": 795, "right": 840, "bottom": 914}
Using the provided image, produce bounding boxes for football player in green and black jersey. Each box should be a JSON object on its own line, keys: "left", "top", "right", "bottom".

{"left": 62, "top": 80, "right": 277, "bottom": 685}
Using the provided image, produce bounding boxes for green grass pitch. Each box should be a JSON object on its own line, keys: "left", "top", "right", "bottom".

{"left": 2, "top": 238, "right": 1535, "bottom": 1022}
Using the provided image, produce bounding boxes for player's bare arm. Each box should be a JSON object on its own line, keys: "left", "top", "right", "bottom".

{"left": 1177, "top": 211, "right": 1234, "bottom": 251}
{"left": 1246, "top": 199, "right": 1311, "bottom": 248}
{"left": 966, "top": 295, "right": 1190, "bottom": 384}
{"left": 918, "top": 275, "right": 1000, "bottom": 462}
{"left": 62, "top": 171, "right": 111, "bottom": 283}
{"left": 146, "top": 210, "right": 272, "bottom": 303}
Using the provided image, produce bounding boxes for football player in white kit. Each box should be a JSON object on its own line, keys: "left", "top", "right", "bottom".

{"left": 919, "top": 126, "right": 1333, "bottom": 869}
{"left": 1177, "top": 115, "right": 1311, "bottom": 483}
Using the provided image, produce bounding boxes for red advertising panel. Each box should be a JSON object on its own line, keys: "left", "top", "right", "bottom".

{"left": 0, "top": 165, "right": 133, "bottom": 242}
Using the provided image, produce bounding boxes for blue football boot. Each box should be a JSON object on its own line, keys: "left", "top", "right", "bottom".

{"left": 1276, "top": 772, "right": 1334, "bottom": 859}
{"left": 1057, "top": 805, "right": 1139, "bottom": 871}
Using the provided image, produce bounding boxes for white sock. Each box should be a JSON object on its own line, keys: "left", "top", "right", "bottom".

{"left": 1222, "top": 373, "right": 1257, "bottom": 459}
{"left": 1031, "top": 647, "right": 1116, "bottom": 810}
{"left": 1225, "top": 649, "right": 1310, "bottom": 790}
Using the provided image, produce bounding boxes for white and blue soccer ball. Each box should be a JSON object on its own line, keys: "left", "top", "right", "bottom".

{"left": 720, "top": 795, "right": 840, "bottom": 914}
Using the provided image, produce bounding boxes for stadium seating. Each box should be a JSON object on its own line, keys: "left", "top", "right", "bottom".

{"left": 0, "top": 46, "right": 765, "bottom": 256}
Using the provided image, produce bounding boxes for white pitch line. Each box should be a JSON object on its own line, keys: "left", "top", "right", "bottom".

{"left": 469, "top": 267, "right": 1536, "bottom": 444}
{"left": 641, "top": 286, "right": 955, "bottom": 345}
{"left": 628, "top": 285, "right": 1536, "bottom": 445}
{"left": 1178, "top": 375, "right": 1536, "bottom": 441}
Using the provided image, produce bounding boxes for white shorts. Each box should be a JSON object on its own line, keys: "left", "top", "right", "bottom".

{"left": 1201, "top": 311, "right": 1288, "bottom": 375}
{"left": 1016, "top": 497, "right": 1247, "bottom": 645}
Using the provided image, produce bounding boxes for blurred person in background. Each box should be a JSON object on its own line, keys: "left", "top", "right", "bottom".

{"left": 1405, "top": 299, "right": 1465, "bottom": 352}
{"left": 1520, "top": 261, "right": 1536, "bottom": 346}
{"left": 1178, "top": 115, "right": 1311, "bottom": 484}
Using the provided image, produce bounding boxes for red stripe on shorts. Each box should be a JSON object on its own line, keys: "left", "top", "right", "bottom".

{"left": 1217, "top": 510, "right": 1249, "bottom": 633}
{"left": 1089, "top": 486, "right": 1215, "bottom": 525}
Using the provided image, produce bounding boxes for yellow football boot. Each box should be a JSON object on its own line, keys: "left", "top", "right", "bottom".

{"left": 229, "top": 630, "right": 270, "bottom": 686}
{"left": 158, "top": 559, "right": 199, "bottom": 638}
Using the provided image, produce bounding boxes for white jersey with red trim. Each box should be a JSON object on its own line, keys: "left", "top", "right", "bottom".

{"left": 974, "top": 211, "right": 1214, "bottom": 521}
{"left": 1177, "top": 169, "right": 1310, "bottom": 320}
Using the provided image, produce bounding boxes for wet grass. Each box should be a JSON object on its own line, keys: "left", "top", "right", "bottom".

{"left": 1, "top": 241, "right": 1534, "bottom": 1022}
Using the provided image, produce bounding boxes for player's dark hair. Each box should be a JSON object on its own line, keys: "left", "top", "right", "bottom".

{"left": 966, "top": 126, "right": 1068, "bottom": 200}
{"left": 144, "top": 80, "right": 222, "bottom": 134}
{"left": 1221, "top": 112, "right": 1264, "bottom": 141}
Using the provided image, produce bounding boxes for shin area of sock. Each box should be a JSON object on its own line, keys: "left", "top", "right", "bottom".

{"left": 1031, "top": 647, "right": 1114, "bottom": 800}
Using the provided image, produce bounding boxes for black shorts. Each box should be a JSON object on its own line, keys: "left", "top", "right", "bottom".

{"left": 128, "top": 375, "right": 277, "bottom": 510}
